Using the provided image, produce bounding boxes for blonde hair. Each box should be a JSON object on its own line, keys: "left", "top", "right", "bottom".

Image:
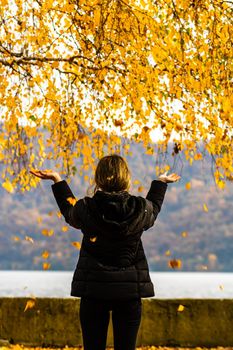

{"left": 94, "top": 154, "right": 131, "bottom": 193}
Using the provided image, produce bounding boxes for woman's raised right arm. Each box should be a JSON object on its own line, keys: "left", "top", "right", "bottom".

{"left": 144, "top": 173, "right": 181, "bottom": 230}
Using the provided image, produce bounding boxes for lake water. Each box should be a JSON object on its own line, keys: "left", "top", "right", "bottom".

{"left": 0, "top": 271, "right": 233, "bottom": 298}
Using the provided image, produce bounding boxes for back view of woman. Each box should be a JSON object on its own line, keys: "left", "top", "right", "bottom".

{"left": 30, "top": 154, "right": 180, "bottom": 350}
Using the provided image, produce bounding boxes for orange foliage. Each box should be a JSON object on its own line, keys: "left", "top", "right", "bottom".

{"left": 0, "top": 0, "right": 232, "bottom": 190}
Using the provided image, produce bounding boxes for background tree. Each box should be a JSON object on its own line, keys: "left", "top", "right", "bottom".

{"left": 0, "top": 0, "right": 232, "bottom": 191}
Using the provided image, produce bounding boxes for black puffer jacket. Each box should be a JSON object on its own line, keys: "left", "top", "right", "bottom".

{"left": 52, "top": 180, "right": 167, "bottom": 300}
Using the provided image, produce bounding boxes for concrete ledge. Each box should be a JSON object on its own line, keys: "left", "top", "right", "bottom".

{"left": 1, "top": 298, "right": 233, "bottom": 347}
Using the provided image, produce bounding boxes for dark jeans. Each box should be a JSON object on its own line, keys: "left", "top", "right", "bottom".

{"left": 80, "top": 297, "right": 142, "bottom": 350}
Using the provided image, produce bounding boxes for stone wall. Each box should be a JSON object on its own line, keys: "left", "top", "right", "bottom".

{"left": 1, "top": 298, "right": 233, "bottom": 347}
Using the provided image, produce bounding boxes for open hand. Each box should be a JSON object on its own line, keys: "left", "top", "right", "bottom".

{"left": 158, "top": 172, "right": 181, "bottom": 183}
{"left": 30, "top": 169, "right": 62, "bottom": 183}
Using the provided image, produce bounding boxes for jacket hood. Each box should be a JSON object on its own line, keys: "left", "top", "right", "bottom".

{"left": 88, "top": 190, "right": 145, "bottom": 236}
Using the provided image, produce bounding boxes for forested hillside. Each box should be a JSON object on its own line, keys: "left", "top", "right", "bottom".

{"left": 1, "top": 142, "right": 233, "bottom": 271}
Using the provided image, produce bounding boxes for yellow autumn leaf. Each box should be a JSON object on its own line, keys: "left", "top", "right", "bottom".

{"left": 194, "top": 153, "right": 203, "bottom": 161}
{"left": 216, "top": 180, "right": 225, "bottom": 190}
{"left": 93, "top": 8, "right": 101, "bottom": 27}
{"left": 181, "top": 231, "right": 188, "bottom": 238}
{"left": 72, "top": 241, "right": 81, "bottom": 250}
{"left": 66, "top": 197, "right": 77, "bottom": 206}
{"left": 41, "top": 229, "right": 54, "bottom": 236}
{"left": 43, "top": 262, "right": 51, "bottom": 270}
{"left": 222, "top": 98, "right": 231, "bottom": 112}
{"left": 165, "top": 250, "right": 171, "bottom": 256}
{"left": 219, "top": 285, "right": 224, "bottom": 290}
{"left": 177, "top": 304, "right": 185, "bottom": 312}
{"left": 62, "top": 226, "right": 69, "bottom": 232}
{"left": 41, "top": 251, "right": 49, "bottom": 259}
{"left": 56, "top": 211, "right": 62, "bottom": 218}
{"left": 24, "top": 299, "right": 36, "bottom": 312}
{"left": 145, "top": 148, "right": 154, "bottom": 155}
{"left": 12, "top": 236, "right": 20, "bottom": 242}
{"left": 90, "top": 236, "right": 97, "bottom": 243}
{"left": 185, "top": 182, "right": 191, "bottom": 190}
{"left": 138, "top": 186, "right": 144, "bottom": 192}
{"left": 203, "top": 203, "right": 209, "bottom": 212}
{"left": 37, "top": 216, "right": 42, "bottom": 224}
{"left": 133, "top": 179, "right": 140, "bottom": 185}
{"left": 2, "top": 180, "right": 14, "bottom": 193}
{"left": 168, "top": 259, "right": 182, "bottom": 269}
{"left": 114, "top": 119, "right": 124, "bottom": 127}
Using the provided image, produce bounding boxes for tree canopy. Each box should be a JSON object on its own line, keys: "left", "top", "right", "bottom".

{"left": 0, "top": 0, "right": 232, "bottom": 191}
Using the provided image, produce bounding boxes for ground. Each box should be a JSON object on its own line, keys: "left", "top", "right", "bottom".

{"left": 1, "top": 346, "right": 233, "bottom": 350}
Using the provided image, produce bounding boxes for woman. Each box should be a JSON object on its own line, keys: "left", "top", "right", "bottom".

{"left": 30, "top": 154, "right": 180, "bottom": 350}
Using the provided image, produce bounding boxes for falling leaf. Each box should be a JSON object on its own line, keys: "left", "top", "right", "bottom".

{"left": 168, "top": 259, "right": 182, "bottom": 269}
{"left": 24, "top": 299, "right": 36, "bottom": 312}
{"left": 2, "top": 180, "right": 14, "bottom": 193}
{"left": 12, "top": 236, "right": 20, "bottom": 242}
{"left": 56, "top": 211, "right": 62, "bottom": 218}
{"left": 133, "top": 179, "right": 140, "bottom": 185}
{"left": 177, "top": 304, "right": 185, "bottom": 312}
{"left": 41, "top": 229, "right": 54, "bottom": 236}
{"left": 181, "top": 231, "right": 188, "bottom": 238}
{"left": 37, "top": 216, "right": 42, "bottom": 224}
{"left": 47, "top": 211, "right": 53, "bottom": 216}
{"left": 90, "top": 236, "right": 97, "bottom": 243}
{"left": 138, "top": 186, "right": 144, "bottom": 192}
{"left": 72, "top": 241, "right": 81, "bottom": 250}
{"left": 165, "top": 250, "right": 171, "bottom": 256}
{"left": 219, "top": 285, "right": 224, "bottom": 290}
{"left": 66, "top": 197, "right": 77, "bottom": 206}
{"left": 62, "top": 226, "right": 69, "bottom": 232}
{"left": 185, "top": 182, "right": 191, "bottom": 190}
{"left": 41, "top": 251, "right": 49, "bottom": 259}
{"left": 203, "top": 203, "right": 209, "bottom": 212}
{"left": 25, "top": 236, "right": 34, "bottom": 244}
{"left": 43, "top": 262, "right": 51, "bottom": 270}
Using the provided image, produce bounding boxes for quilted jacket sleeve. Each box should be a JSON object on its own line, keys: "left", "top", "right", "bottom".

{"left": 143, "top": 180, "right": 168, "bottom": 230}
{"left": 51, "top": 180, "right": 85, "bottom": 229}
